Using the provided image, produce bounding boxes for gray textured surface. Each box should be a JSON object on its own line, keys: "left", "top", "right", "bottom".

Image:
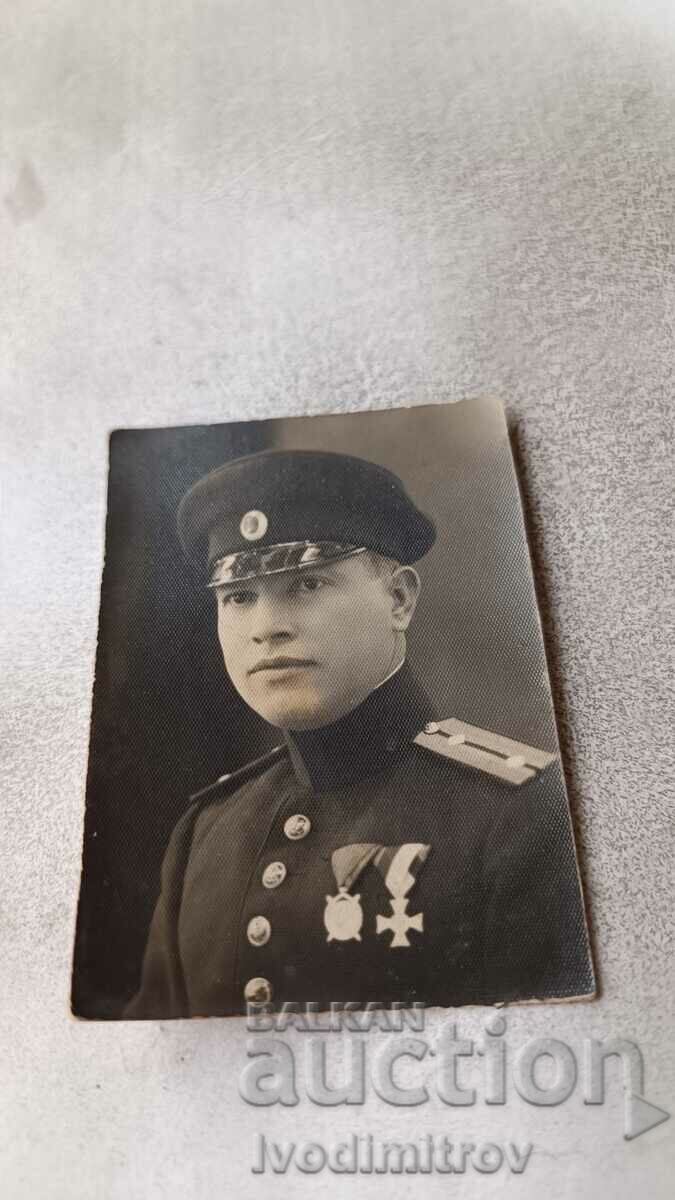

{"left": 1, "top": 0, "right": 673, "bottom": 1196}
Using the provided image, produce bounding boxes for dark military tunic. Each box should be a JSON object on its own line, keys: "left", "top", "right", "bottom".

{"left": 125, "top": 664, "right": 594, "bottom": 1018}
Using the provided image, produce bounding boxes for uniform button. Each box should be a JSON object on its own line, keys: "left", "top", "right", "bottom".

{"left": 244, "top": 977, "right": 272, "bottom": 1004}
{"left": 284, "top": 813, "right": 311, "bottom": 840}
{"left": 247, "top": 916, "right": 272, "bottom": 946}
{"left": 262, "top": 861, "right": 287, "bottom": 889}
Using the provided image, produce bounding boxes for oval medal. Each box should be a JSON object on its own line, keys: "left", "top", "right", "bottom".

{"left": 324, "top": 887, "right": 363, "bottom": 942}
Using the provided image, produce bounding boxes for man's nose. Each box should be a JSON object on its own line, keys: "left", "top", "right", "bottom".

{"left": 249, "top": 594, "right": 296, "bottom": 645}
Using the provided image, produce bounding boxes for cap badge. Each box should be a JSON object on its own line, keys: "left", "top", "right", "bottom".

{"left": 240, "top": 510, "right": 268, "bottom": 541}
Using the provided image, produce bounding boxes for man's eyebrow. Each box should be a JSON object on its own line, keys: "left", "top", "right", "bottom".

{"left": 299, "top": 561, "right": 353, "bottom": 582}
{"left": 214, "top": 581, "right": 258, "bottom": 596}
{"left": 214, "top": 561, "right": 348, "bottom": 596}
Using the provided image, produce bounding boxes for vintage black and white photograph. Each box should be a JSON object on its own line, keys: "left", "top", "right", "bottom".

{"left": 72, "top": 396, "right": 594, "bottom": 1019}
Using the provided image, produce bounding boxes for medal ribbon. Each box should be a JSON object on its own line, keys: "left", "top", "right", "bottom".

{"left": 330, "top": 843, "right": 382, "bottom": 891}
{"left": 373, "top": 843, "right": 430, "bottom": 897}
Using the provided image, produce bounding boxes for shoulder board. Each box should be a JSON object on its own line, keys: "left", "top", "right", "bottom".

{"left": 414, "top": 718, "right": 556, "bottom": 786}
{"left": 188, "top": 744, "right": 288, "bottom": 806}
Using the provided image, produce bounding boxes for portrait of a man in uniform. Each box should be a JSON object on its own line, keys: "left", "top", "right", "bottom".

{"left": 72, "top": 398, "right": 595, "bottom": 1019}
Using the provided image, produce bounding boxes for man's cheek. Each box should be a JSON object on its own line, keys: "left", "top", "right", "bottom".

{"left": 224, "top": 656, "right": 245, "bottom": 684}
{"left": 219, "top": 643, "right": 244, "bottom": 683}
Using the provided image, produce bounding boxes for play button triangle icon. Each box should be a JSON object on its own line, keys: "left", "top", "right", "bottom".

{"left": 624, "top": 1093, "right": 670, "bottom": 1141}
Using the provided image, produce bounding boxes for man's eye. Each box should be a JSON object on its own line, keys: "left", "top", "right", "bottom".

{"left": 297, "top": 575, "right": 325, "bottom": 593}
{"left": 221, "top": 590, "right": 256, "bottom": 607}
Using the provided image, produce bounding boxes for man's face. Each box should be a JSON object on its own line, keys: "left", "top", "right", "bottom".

{"left": 215, "top": 553, "right": 419, "bottom": 730}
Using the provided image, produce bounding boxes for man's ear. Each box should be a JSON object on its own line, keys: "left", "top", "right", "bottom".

{"left": 388, "top": 566, "right": 421, "bottom": 630}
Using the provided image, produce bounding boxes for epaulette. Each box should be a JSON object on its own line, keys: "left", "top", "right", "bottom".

{"left": 188, "top": 744, "right": 288, "bottom": 806}
{"left": 414, "top": 718, "right": 556, "bottom": 786}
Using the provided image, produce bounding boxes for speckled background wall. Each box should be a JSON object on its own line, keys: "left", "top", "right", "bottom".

{"left": 2, "top": 1, "right": 673, "bottom": 1197}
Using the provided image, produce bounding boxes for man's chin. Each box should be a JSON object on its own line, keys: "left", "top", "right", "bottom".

{"left": 252, "top": 704, "right": 332, "bottom": 731}
{"left": 243, "top": 691, "right": 355, "bottom": 732}
{"left": 234, "top": 675, "right": 375, "bottom": 731}
{"left": 236, "top": 682, "right": 326, "bottom": 731}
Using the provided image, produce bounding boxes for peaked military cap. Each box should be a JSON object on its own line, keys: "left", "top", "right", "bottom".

{"left": 177, "top": 449, "right": 436, "bottom": 586}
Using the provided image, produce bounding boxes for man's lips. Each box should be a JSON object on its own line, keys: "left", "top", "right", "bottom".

{"left": 248, "top": 657, "right": 318, "bottom": 676}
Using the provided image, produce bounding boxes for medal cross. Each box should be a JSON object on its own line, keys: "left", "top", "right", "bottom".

{"left": 376, "top": 897, "right": 424, "bottom": 948}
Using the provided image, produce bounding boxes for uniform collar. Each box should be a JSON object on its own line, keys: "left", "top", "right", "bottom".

{"left": 283, "top": 660, "right": 435, "bottom": 793}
